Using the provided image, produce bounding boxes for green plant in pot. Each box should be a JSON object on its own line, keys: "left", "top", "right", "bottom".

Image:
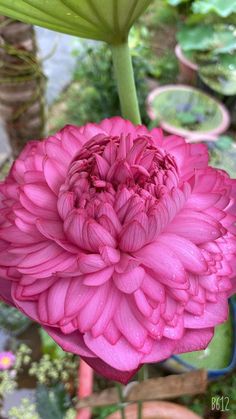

{"left": 177, "top": 23, "right": 236, "bottom": 95}
{"left": 147, "top": 85, "right": 230, "bottom": 140}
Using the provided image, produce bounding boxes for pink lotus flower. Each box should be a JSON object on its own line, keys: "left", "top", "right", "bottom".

{"left": 0, "top": 117, "right": 235, "bottom": 383}
{"left": 0, "top": 351, "right": 15, "bottom": 370}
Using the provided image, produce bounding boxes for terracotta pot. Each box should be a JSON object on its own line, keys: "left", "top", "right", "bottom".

{"left": 107, "top": 401, "right": 202, "bottom": 419}
{"left": 175, "top": 44, "right": 198, "bottom": 85}
{"left": 147, "top": 85, "right": 230, "bottom": 142}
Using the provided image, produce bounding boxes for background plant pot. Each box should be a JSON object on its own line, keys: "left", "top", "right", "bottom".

{"left": 162, "top": 300, "right": 236, "bottom": 381}
{"left": 147, "top": 85, "right": 230, "bottom": 142}
{"left": 107, "top": 401, "right": 202, "bottom": 419}
{"left": 175, "top": 45, "right": 198, "bottom": 85}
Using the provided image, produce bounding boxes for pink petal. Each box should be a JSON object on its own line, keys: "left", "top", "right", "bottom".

{"left": 60, "top": 125, "right": 83, "bottom": 155}
{"left": 114, "top": 298, "right": 147, "bottom": 348}
{"left": 141, "top": 274, "right": 165, "bottom": 303}
{"left": 9, "top": 241, "right": 48, "bottom": 256}
{"left": 174, "top": 327, "right": 214, "bottom": 354}
{"left": 43, "top": 157, "right": 65, "bottom": 194}
{"left": 46, "top": 279, "right": 71, "bottom": 323}
{"left": 158, "top": 233, "right": 207, "bottom": 273}
{"left": 83, "top": 266, "right": 114, "bottom": 286}
{"left": 36, "top": 219, "right": 65, "bottom": 241}
{"left": 167, "top": 215, "right": 222, "bottom": 244}
{"left": 84, "top": 333, "right": 143, "bottom": 371}
{"left": 143, "top": 337, "right": 176, "bottom": 362}
{"left": 18, "top": 276, "right": 56, "bottom": 297}
{"left": 184, "top": 293, "right": 229, "bottom": 328}
{"left": 163, "top": 316, "right": 184, "bottom": 340}
{"left": 77, "top": 283, "right": 110, "bottom": 332}
{"left": 119, "top": 221, "right": 146, "bottom": 252}
{"left": 98, "top": 203, "right": 122, "bottom": 233}
{"left": 20, "top": 192, "right": 59, "bottom": 220}
{"left": 81, "top": 356, "right": 139, "bottom": 384}
{"left": 23, "top": 184, "right": 57, "bottom": 210}
{"left": 134, "top": 289, "right": 153, "bottom": 317}
{"left": 185, "top": 193, "right": 221, "bottom": 210}
{"left": 92, "top": 287, "right": 120, "bottom": 337}
{"left": 78, "top": 254, "right": 106, "bottom": 273}
{"left": 18, "top": 243, "right": 63, "bottom": 268}
{"left": 103, "top": 320, "right": 121, "bottom": 344}
{"left": 135, "top": 242, "right": 187, "bottom": 288}
{"left": 0, "top": 225, "right": 40, "bottom": 245}
{"left": 65, "top": 281, "right": 94, "bottom": 317}
{"left": 44, "top": 326, "right": 94, "bottom": 358}
{"left": 100, "top": 246, "right": 120, "bottom": 265}
{"left": 95, "top": 154, "right": 110, "bottom": 178}
{"left": 64, "top": 210, "right": 88, "bottom": 249}
{"left": 87, "top": 220, "right": 116, "bottom": 251}
{"left": 113, "top": 267, "right": 144, "bottom": 294}
{"left": 18, "top": 253, "right": 76, "bottom": 278}
{"left": 45, "top": 140, "right": 72, "bottom": 166}
{"left": 57, "top": 192, "right": 75, "bottom": 220}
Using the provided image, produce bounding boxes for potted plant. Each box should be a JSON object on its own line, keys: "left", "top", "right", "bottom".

{"left": 176, "top": 23, "right": 236, "bottom": 95}
{"left": 147, "top": 84, "right": 230, "bottom": 141}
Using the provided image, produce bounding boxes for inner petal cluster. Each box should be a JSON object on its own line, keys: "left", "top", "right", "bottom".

{"left": 58, "top": 134, "right": 180, "bottom": 258}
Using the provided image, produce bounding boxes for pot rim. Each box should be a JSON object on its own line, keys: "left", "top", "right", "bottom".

{"left": 175, "top": 44, "right": 198, "bottom": 72}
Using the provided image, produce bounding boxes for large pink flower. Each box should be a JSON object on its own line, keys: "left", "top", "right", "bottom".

{"left": 0, "top": 117, "right": 235, "bottom": 383}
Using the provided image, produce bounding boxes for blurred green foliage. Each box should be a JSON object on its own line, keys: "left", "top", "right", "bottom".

{"left": 0, "top": 301, "right": 31, "bottom": 336}
{"left": 36, "top": 383, "right": 71, "bottom": 419}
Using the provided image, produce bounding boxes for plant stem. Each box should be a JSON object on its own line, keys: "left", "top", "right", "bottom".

{"left": 115, "top": 383, "right": 126, "bottom": 419}
{"left": 110, "top": 40, "right": 141, "bottom": 125}
{"left": 138, "top": 366, "right": 148, "bottom": 419}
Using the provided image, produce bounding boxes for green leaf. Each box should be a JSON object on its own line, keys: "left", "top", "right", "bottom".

{"left": 0, "top": 0, "right": 152, "bottom": 43}
{"left": 178, "top": 112, "right": 197, "bottom": 125}
{"left": 177, "top": 304, "right": 234, "bottom": 370}
{"left": 199, "top": 54, "right": 236, "bottom": 95}
{"left": 193, "top": 0, "right": 236, "bottom": 17}
{"left": 217, "top": 135, "right": 234, "bottom": 150}
{"left": 36, "top": 384, "right": 71, "bottom": 419}
{"left": 178, "top": 25, "right": 215, "bottom": 51}
{"left": 178, "top": 24, "right": 236, "bottom": 54}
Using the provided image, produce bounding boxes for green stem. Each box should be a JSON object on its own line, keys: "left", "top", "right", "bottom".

{"left": 110, "top": 40, "right": 141, "bottom": 125}
{"left": 138, "top": 366, "right": 148, "bottom": 419}
{"left": 115, "top": 383, "right": 126, "bottom": 419}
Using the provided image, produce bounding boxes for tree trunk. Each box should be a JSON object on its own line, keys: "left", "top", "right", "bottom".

{"left": 0, "top": 16, "right": 46, "bottom": 157}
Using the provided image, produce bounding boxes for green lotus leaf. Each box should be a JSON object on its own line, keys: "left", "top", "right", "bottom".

{"left": 178, "top": 24, "right": 236, "bottom": 54}
{"left": 0, "top": 0, "right": 152, "bottom": 43}
{"left": 193, "top": 0, "right": 236, "bottom": 17}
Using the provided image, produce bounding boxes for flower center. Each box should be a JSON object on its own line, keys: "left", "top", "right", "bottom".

{"left": 61, "top": 134, "right": 179, "bottom": 214}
